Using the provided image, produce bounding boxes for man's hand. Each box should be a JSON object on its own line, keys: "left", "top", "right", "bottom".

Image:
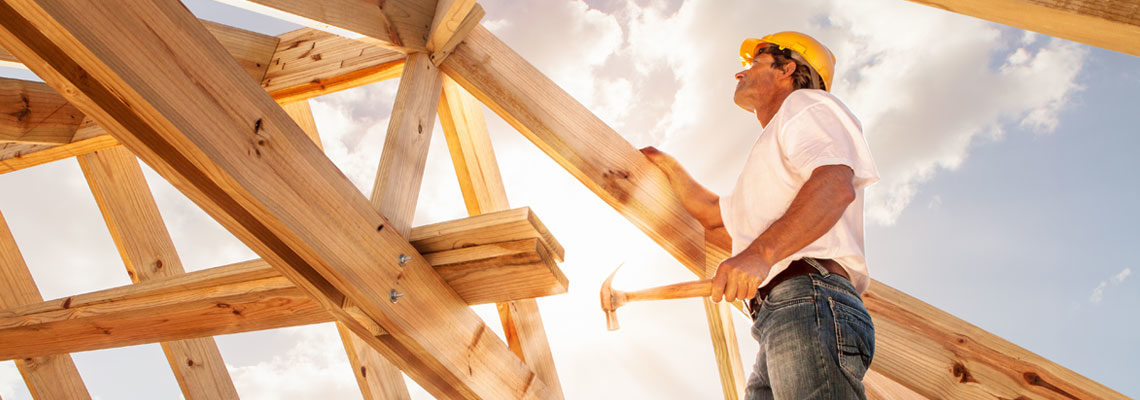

{"left": 639, "top": 146, "right": 677, "bottom": 173}
{"left": 711, "top": 249, "right": 772, "bottom": 303}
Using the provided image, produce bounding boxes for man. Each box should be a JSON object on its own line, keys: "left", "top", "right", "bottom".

{"left": 641, "top": 32, "right": 878, "bottom": 399}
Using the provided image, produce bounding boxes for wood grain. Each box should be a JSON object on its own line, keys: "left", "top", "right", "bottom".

{"left": 702, "top": 233, "right": 745, "bottom": 400}
{"left": 0, "top": 211, "right": 92, "bottom": 399}
{"left": 0, "top": 77, "right": 83, "bottom": 144}
{"left": 264, "top": 28, "right": 405, "bottom": 104}
{"left": 0, "top": 1, "right": 550, "bottom": 398}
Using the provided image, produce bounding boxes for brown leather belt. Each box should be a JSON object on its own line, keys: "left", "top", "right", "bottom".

{"left": 755, "top": 258, "right": 849, "bottom": 300}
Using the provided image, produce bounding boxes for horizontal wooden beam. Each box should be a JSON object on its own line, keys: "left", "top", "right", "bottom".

{"left": 0, "top": 77, "right": 83, "bottom": 144}
{"left": 441, "top": 25, "right": 1127, "bottom": 400}
{"left": 0, "top": 208, "right": 567, "bottom": 360}
{"left": 905, "top": 0, "right": 1140, "bottom": 57}
{"left": 0, "top": 135, "right": 118, "bottom": 174}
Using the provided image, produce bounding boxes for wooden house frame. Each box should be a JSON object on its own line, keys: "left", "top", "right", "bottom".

{"left": 0, "top": 0, "right": 1134, "bottom": 398}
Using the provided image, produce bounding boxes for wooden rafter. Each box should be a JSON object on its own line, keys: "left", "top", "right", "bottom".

{"left": 905, "top": 0, "right": 1140, "bottom": 57}
{"left": 701, "top": 233, "right": 745, "bottom": 400}
{"left": 0, "top": 211, "right": 92, "bottom": 399}
{"left": 0, "top": 207, "right": 566, "bottom": 360}
{"left": 78, "top": 146, "right": 241, "bottom": 399}
{"left": 440, "top": 25, "right": 1129, "bottom": 400}
{"left": 0, "top": 27, "right": 404, "bottom": 174}
{"left": 0, "top": 0, "right": 550, "bottom": 398}
{"left": 427, "top": 2, "right": 484, "bottom": 65}
{"left": 439, "top": 76, "right": 565, "bottom": 398}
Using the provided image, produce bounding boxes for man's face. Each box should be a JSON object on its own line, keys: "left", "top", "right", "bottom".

{"left": 733, "top": 53, "right": 783, "bottom": 112}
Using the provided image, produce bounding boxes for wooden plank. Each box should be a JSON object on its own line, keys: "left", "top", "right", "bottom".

{"left": 441, "top": 25, "right": 703, "bottom": 276}
{"left": 0, "top": 1, "right": 549, "bottom": 398}
{"left": 280, "top": 99, "right": 322, "bottom": 149}
{"left": 864, "top": 369, "right": 929, "bottom": 400}
{"left": 370, "top": 52, "right": 443, "bottom": 237}
{"left": 78, "top": 146, "right": 240, "bottom": 400}
{"left": 905, "top": 0, "right": 1140, "bottom": 57}
{"left": 410, "top": 207, "right": 564, "bottom": 262}
{"left": 438, "top": 76, "right": 508, "bottom": 215}
{"left": 0, "top": 211, "right": 566, "bottom": 360}
{"left": 426, "top": 1, "right": 482, "bottom": 65}
{"left": 264, "top": 28, "right": 405, "bottom": 104}
{"left": 211, "top": 0, "right": 436, "bottom": 52}
{"left": 0, "top": 211, "right": 92, "bottom": 399}
{"left": 702, "top": 233, "right": 744, "bottom": 400}
{"left": 442, "top": 25, "right": 1128, "bottom": 400}
{"left": 438, "top": 76, "right": 565, "bottom": 399}
{"left": 433, "top": 238, "right": 567, "bottom": 304}
{"left": 0, "top": 135, "right": 118, "bottom": 174}
{"left": 0, "top": 77, "right": 83, "bottom": 144}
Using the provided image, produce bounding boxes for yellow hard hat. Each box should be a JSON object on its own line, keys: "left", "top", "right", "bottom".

{"left": 740, "top": 32, "right": 836, "bottom": 91}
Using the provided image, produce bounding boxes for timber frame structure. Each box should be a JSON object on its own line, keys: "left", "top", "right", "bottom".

{"left": 0, "top": 0, "right": 1134, "bottom": 399}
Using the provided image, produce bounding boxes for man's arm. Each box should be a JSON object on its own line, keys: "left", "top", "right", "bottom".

{"left": 639, "top": 147, "right": 726, "bottom": 232}
{"left": 711, "top": 164, "right": 855, "bottom": 303}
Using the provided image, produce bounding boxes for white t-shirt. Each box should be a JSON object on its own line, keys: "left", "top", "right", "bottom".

{"left": 719, "top": 89, "right": 878, "bottom": 294}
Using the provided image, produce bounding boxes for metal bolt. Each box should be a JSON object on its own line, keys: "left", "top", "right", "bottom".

{"left": 397, "top": 254, "right": 412, "bottom": 266}
{"left": 389, "top": 289, "right": 404, "bottom": 303}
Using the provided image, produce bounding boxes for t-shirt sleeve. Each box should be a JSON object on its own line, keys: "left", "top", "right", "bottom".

{"left": 779, "top": 101, "right": 879, "bottom": 190}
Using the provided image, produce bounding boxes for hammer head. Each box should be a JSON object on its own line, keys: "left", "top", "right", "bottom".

{"left": 600, "top": 263, "right": 626, "bottom": 331}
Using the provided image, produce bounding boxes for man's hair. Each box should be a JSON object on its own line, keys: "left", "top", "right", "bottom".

{"left": 756, "top": 43, "right": 826, "bottom": 91}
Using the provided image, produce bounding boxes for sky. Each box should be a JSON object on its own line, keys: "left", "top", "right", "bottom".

{"left": 1, "top": 0, "right": 1137, "bottom": 399}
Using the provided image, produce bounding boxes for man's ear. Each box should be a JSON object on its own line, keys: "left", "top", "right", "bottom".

{"left": 781, "top": 60, "right": 797, "bottom": 78}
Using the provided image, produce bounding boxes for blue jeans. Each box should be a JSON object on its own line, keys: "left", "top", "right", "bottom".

{"left": 745, "top": 268, "right": 875, "bottom": 399}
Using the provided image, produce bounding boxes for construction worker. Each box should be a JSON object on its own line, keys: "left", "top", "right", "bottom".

{"left": 641, "top": 32, "right": 878, "bottom": 399}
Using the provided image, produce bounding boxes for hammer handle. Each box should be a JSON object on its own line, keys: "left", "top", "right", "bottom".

{"left": 624, "top": 279, "right": 713, "bottom": 303}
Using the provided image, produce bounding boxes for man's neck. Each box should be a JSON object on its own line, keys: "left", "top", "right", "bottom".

{"left": 755, "top": 87, "right": 796, "bottom": 127}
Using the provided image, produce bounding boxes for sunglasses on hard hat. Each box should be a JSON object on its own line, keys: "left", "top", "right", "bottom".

{"left": 739, "top": 39, "right": 770, "bottom": 68}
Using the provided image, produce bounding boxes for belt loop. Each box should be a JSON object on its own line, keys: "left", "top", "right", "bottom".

{"left": 804, "top": 257, "right": 831, "bottom": 277}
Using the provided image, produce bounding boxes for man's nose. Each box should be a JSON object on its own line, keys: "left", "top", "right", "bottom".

{"left": 735, "top": 71, "right": 745, "bottom": 80}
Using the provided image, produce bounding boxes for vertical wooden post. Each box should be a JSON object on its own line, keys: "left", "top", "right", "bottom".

{"left": 438, "top": 75, "right": 565, "bottom": 398}
{"left": 279, "top": 99, "right": 411, "bottom": 400}
{"left": 703, "top": 233, "right": 745, "bottom": 400}
{"left": 78, "top": 146, "right": 240, "bottom": 399}
{"left": 0, "top": 211, "right": 92, "bottom": 399}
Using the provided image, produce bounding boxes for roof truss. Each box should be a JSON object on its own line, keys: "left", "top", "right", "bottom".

{"left": 0, "top": 0, "right": 1133, "bottom": 399}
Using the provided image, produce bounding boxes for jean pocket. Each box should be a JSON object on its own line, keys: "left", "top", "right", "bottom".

{"left": 829, "top": 298, "right": 874, "bottom": 379}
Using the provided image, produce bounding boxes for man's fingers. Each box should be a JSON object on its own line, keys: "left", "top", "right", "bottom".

{"left": 723, "top": 272, "right": 739, "bottom": 303}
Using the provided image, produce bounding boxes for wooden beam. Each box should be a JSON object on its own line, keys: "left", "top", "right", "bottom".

{"left": 905, "top": 0, "right": 1140, "bottom": 57}
{"left": 0, "top": 28, "right": 403, "bottom": 174}
{"left": 702, "top": 233, "right": 744, "bottom": 400}
{"left": 426, "top": 1, "right": 483, "bottom": 65}
{"left": 0, "top": 211, "right": 92, "bottom": 399}
{"left": 0, "top": 77, "right": 83, "bottom": 144}
{"left": 0, "top": 1, "right": 549, "bottom": 398}
{"left": 864, "top": 369, "right": 928, "bottom": 400}
{"left": 263, "top": 28, "right": 405, "bottom": 104}
{"left": 78, "top": 146, "right": 240, "bottom": 400}
{"left": 0, "top": 208, "right": 566, "bottom": 360}
{"left": 212, "top": 0, "right": 436, "bottom": 52}
{"left": 339, "top": 51, "right": 445, "bottom": 400}
{"left": 0, "top": 134, "right": 118, "bottom": 174}
{"left": 441, "top": 25, "right": 1129, "bottom": 400}
{"left": 439, "top": 76, "right": 565, "bottom": 399}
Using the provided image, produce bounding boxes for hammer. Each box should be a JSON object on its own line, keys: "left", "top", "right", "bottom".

{"left": 599, "top": 264, "right": 714, "bottom": 331}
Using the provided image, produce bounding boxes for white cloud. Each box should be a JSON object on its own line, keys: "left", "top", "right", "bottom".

{"left": 227, "top": 324, "right": 362, "bottom": 399}
{"left": 1090, "top": 267, "right": 1131, "bottom": 304}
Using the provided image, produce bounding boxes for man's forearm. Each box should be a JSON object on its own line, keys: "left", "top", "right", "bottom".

{"left": 659, "top": 161, "right": 723, "bottom": 230}
{"left": 742, "top": 165, "right": 855, "bottom": 264}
